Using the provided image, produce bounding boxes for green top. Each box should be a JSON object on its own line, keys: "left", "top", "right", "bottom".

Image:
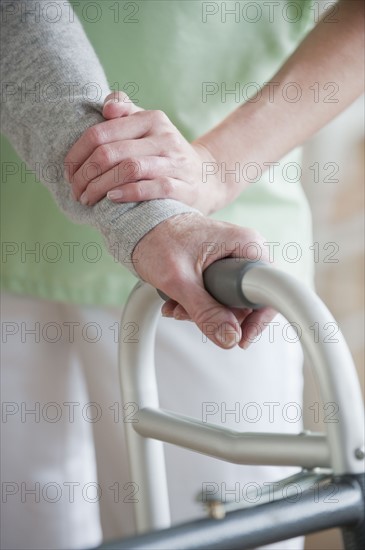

{"left": 1, "top": 0, "right": 315, "bottom": 306}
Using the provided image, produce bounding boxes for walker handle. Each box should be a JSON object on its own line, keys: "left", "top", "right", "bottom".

{"left": 203, "top": 258, "right": 264, "bottom": 309}
{"left": 158, "top": 258, "right": 264, "bottom": 309}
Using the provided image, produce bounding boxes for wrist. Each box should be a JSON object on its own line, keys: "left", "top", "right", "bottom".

{"left": 194, "top": 114, "right": 257, "bottom": 208}
{"left": 132, "top": 212, "right": 203, "bottom": 281}
{"left": 192, "top": 139, "right": 234, "bottom": 213}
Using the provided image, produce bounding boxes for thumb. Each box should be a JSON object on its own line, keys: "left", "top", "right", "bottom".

{"left": 103, "top": 91, "right": 142, "bottom": 119}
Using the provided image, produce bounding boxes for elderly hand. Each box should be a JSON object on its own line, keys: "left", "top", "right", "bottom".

{"left": 132, "top": 213, "right": 275, "bottom": 350}
{"left": 64, "top": 92, "right": 225, "bottom": 215}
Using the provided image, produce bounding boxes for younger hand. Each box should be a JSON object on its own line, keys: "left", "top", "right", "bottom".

{"left": 64, "top": 92, "right": 225, "bottom": 215}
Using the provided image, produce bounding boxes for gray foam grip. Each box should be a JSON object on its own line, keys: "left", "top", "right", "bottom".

{"left": 202, "top": 258, "right": 264, "bottom": 309}
{"left": 157, "top": 259, "right": 264, "bottom": 309}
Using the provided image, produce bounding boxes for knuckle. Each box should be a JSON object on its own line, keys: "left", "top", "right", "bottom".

{"left": 151, "top": 109, "right": 168, "bottom": 124}
{"left": 194, "top": 305, "right": 222, "bottom": 328}
{"left": 126, "top": 157, "right": 141, "bottom": 171}
{"left": 137, "top": 159, "right": 151, "bottom": 180}
{"left": 160, "top": 267, "right": 188, "bottom": 294}
{"left": 121, "top": 157, "right": 142, "bottom": 179}
{"left": 133, "top": 110, "right": 146, "bottom": 120}
{"left": 247, "top": 228, "right": 264, "bottom": 245}
{"left": 132, "top": 182, "right": 145, "bottom": 201}
{"left": 142, "top": 158, "right": 156, "bottom": 180}
{"left": 85, "top": 124, "right": 105, "bottom": 147}
{"left": 71, "top": 167, "right": 87, "bottom": 190}
{"left": 160, "top": 176, "right": 173, "bottom": 195}
{"left": 95, "top": 144, "right": 113, "bottom": 167}
{"left": 159, "top": 136, "right": 177, "bottom": 157}
{"left": 163, "top": 131, "right": 181, "bottom": 149}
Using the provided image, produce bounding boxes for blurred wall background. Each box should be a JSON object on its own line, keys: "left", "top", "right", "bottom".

{"left": 302, "top": 95, "right": 364, "bottom": 549}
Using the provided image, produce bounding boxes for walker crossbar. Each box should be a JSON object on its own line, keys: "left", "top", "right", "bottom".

{"left": 97, "top": 473, "right": 365, "bottom": 549}
{"left": 117, "top": 259, "right": 365, "bottom": 546}
{"left": 136, "top": 407, "right": 331, "bottom": 468}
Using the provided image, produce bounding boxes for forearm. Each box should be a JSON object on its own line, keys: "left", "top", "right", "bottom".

{"left": 0, "top": 0, "right": 196, "bottom": 274}
{"left": 197, "top": 0, "right": 364, "bottom": 203}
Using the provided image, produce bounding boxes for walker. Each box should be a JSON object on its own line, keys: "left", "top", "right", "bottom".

{"left": 98, "top": 259, "right": 365, "bottom": 549}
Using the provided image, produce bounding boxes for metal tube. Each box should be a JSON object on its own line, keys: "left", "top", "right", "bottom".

{"left": 119, "top": 283, "right": 171, "bottom": 532}
{"left": 97, "top": 475, "right": 364, "bottom": 550}
{"left": 136, "top": 407, "right": 331, "bottom": 468}
{"left": 242, "top": 264, "right": 365, "bottom": 475}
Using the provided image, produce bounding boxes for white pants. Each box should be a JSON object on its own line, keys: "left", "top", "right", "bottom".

{"left": 1, "top": 292, "right": 305, "bottom": 550}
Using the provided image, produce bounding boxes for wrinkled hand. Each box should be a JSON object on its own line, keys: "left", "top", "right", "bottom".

{"left": 64, "top": 92, "right": 224, "bottom": 215}
{"left": 133, "top": 213, "right": 275, "bottom": 350}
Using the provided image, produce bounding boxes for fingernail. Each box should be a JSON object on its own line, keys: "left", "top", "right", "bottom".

{"left": 107, "top": 190, "right": 124, "bottom": 200}
{"left": 105, "top": 98, "right": 118, "bottom": 106}
{"left": 215, "top": 323, "right": 239, "bottom": 349}
{"left": 80, "top": 192, "right": 89, "bottom": 205}
{"left": 173, "top": 310, "right": 189, "bottom": 321}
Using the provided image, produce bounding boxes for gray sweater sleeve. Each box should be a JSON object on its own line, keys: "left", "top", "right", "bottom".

{"left": 0, "top": 0, "right": 199, "bottom": 276}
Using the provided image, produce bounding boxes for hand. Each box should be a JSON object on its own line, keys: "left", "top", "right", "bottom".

{"left": 132, "top": 213, "right": 275, "bottom": 350}
{"left": 64, "top": 92, "right": 225, "bottom": 215}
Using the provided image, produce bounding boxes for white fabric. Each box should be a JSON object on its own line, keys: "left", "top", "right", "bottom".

{"left": 1, "top": 292, "right": 305, "bottom": 550}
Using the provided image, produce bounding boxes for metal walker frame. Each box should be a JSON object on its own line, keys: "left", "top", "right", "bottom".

{"left": 98, "top": 260, "right": 364, "bottom": 549}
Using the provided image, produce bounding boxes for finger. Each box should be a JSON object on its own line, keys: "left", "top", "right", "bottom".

{"left": 239, "top": 307, "right": 277, "bottom": 349}
{"left": 64, "top": 111, "right": 159, "bottom": 182}
{"left": 77, "top": 156, "right": 174, "bottom": 205}
{"left": 103, "top": 91, "right": 143, "bottom": 119}
{"left": 227, "top": 228, "right": 272, "bottom": 265}
{"left": 175, "top": 284, "right": 242, "bottom": 349}
{"left": 162, "top": 302, "right": 192, "bottom": 321}
{"left": 172, "top": 304, "right": 191, "bottom": 321}
{"left": 106, "top": 177, "right": 186, "bottom": 205}
{"left": 161, "top": 299, "right": 179, "bottom": 317}
{"left": 230, "top": 307, "right": 254, "bottom": 326}
{"left": 71, "top": 136, "right": 176, "bottom": 202}
{"left": 71, "top": 135, "right": 177, "bottom": 204}
{"left": 162, "top": 302, "right": 252, "bottom": 325}
{"left": 71, "top": 138, "right": 162, "bottom": 199}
